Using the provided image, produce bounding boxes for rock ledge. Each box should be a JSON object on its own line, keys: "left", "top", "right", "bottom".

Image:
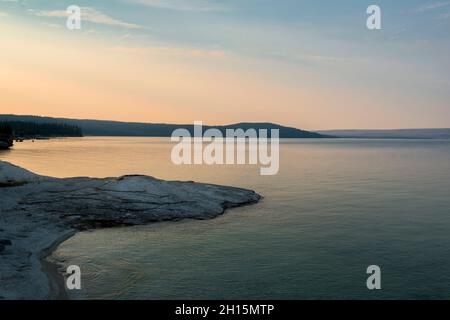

{"left": 0, "top": 161, "right": 261, "bottom": 299}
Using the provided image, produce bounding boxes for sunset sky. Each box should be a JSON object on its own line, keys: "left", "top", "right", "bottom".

{"left": 1, "top": 0, "right": 449, "bottom": 130}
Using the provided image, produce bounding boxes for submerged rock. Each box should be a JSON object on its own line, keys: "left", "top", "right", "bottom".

{"left": 0, "top": 161, "right": 261, "bottom": 299}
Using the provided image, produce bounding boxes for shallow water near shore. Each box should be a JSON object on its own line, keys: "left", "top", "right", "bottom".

{"left": 2, "top": 137, "right": 450, "bottom": 299}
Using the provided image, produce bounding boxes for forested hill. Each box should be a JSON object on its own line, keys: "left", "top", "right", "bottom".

{"left": 0, "top": 120, "right": 83, "bottom": 138}
{"left": 0, "top": 115, "right": 327, "bottom": 138}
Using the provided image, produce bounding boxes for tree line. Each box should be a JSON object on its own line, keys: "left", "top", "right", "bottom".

{"left": 0, "top": 121, "right": 83, "bottom": 137}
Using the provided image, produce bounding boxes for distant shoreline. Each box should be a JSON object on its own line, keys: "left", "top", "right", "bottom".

{"left": 8, "top": 135, "right": 450, "bottom": 142}
{"left": 318, "top": 129, "right": 450, "bottom": 140}
{"left": 2, "top": 114, "right": 450, "bottom": 140}
{"left": 0, "top": 114, "right": 328, "bottom": 139}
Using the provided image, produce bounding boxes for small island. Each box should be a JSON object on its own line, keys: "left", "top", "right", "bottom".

{"left": 0, "top": 161, "right": 261, "bottom": 299}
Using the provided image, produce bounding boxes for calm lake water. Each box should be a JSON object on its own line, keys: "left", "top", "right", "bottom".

{"left": 1, "top": 137, "right": 450, "bottom": 299}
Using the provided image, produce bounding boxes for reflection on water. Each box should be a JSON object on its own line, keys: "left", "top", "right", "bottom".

{"left": 2, "top": 137, "right": 450, "bottom": 299}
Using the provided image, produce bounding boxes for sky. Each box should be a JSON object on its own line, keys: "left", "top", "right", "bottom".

{"left": 0, "top": 0, "right": 449, "bottom": 130}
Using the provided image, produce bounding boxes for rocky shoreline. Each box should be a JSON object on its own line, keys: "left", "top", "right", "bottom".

{"left": 0, "top": 161, "right": 261, "bottom": 299}
{"left": 0, "top": 134, "right": 13, "bottom": 150}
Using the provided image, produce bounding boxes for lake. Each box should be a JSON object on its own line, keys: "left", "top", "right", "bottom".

{"left": 1, "top": 137, "right": 450, "bottom": 299}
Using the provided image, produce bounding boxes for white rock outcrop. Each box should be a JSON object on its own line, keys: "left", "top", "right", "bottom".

{"left": 0, "top": 161, "right": 261, "bottom": 299}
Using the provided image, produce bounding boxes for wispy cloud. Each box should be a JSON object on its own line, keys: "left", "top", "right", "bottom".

{"left": 0, "top": 11, "right": 9, "bottom": 17}
{"left": 34, "top": 7, "right": 142, "bottom": 29}
{"left": 125, "top": 0, "right": 230, "bottom": 12}
{"left": 41, "top": 22, "right": 62, "bottom": 29}
{"left": 113, "top": 45, "right": 228, "bottom": 58}
{"left": 416, "top": 1, "right": 450, "bottom": 12}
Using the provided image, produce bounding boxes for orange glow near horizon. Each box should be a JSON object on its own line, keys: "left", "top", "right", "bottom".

{"left": 1, "top": 15, "right": 449, "bottom": 130}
